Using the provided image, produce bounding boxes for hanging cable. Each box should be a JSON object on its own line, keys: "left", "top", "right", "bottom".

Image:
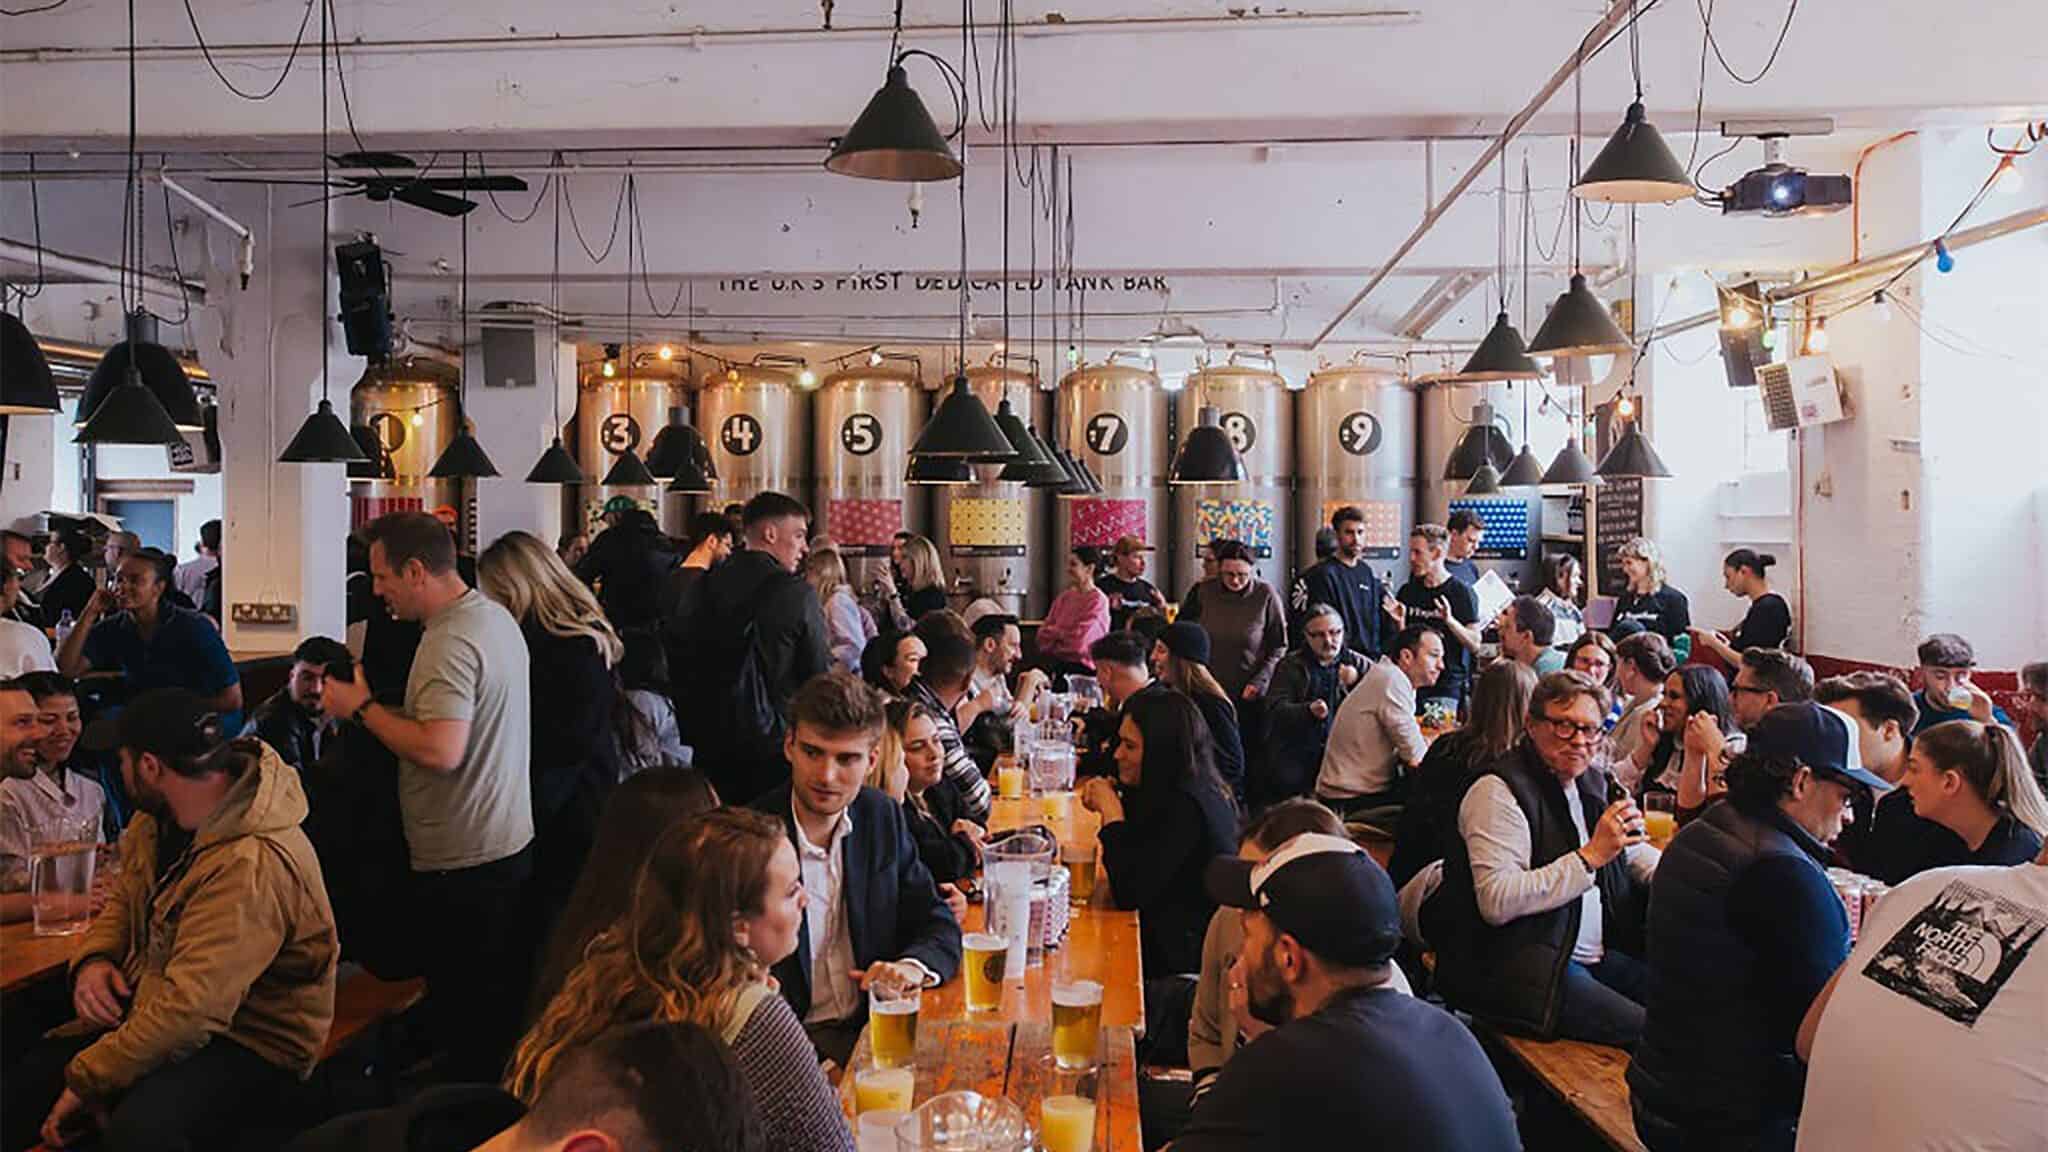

{"left": 564, "top": 173, "right": 630, "bottom": 265}
{"left": 550, "top": 154, "right": 565, "bottom": 436}
{"left": 0, "top": 0, "right": 71, "bottom": 14}
{"left": 628, "top": 178, "right": 688, "bottom": 318}
{"left": 12, "top": 155, "right": 45, "bottom": 301}
{"left": 1694, "top": 0, "right": 1800, "bottom": 85}
{"left": 182, "top": 0, "right": 317, "bottom": 101}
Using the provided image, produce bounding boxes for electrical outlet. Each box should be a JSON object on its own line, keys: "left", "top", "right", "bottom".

{"left": 230, "top": 602, "right": 299, "bottom": 627}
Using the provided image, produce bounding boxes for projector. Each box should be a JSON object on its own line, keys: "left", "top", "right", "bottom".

{"left": 1717, "top": 136, "right": 1851, "bottom": 217}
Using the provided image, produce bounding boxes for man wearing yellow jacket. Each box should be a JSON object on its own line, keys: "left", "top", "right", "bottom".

{"left": 9, "top": 688, "right": 337, "bottom": 1152}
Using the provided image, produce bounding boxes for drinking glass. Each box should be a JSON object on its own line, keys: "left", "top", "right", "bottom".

{"left": 868, "top": 980, "right": 921, "bottom": 1070}
{"left": 894, "top": 1092, "right": 1029, "bottom": 1152}
{"left": 1642, "top": 793, "right": 1678, "bottom": 849}
{"left": 30, "top": 815, "right": 98, "bottom": 937}
{"left": 1050, "top": 979, "right": 1103, "bottom": 1071}
{"left": 1063, "top": 839, "right": 1098, "bottom": 906}
{"left": 852, "top": 1066, "right": 915, "bottom": 1115}
{"left": 962, "top": 932, "right": 1009, "bottom": 1012}
{"left": 1039, "top": 1069, "right": 1100, "bottom": 1152}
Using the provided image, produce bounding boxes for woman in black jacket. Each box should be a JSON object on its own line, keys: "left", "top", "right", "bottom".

{"left": 1081, "top": 688, "right": 1239, "bottom": 1064}
{"left": 1149, "top": 621, "right": 1246, "bottom": 808}
{"left": 883, "top": 698, "right": 984, "bottom": 884}
{"left": 1389, "top": 659, "right": 1536, "bottom": 889}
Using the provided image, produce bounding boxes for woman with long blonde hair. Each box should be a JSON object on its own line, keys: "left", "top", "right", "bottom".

{"left": 897, "top": 533, "right": 949, "bottom": 620}
{"left": 479, "top": 530, "right": 623, "bottom": 667}
{"left": 511, "top": 808, "right": 852, "bottom": 1152}
{"left": 1610, "top": 536, "right": 1692, "bottom": 646}
{"left": 806, "top": 544, "right": 875, "bottom": 675}
{"left": 1902, "top": 720, "right": 2048, "bottom": 866}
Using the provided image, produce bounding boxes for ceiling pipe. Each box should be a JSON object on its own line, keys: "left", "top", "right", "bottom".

{"left": 1643, "top": 203, "right": 2048, "bottom": 343}
{"left": 0, "top": 238, "right": 208, "bottom": 303}
{"left": 159, "top": 171, "right": 256, "bottom": 289}
{"left": 1306, "top": 0, "right": 1638, "bottom": 350}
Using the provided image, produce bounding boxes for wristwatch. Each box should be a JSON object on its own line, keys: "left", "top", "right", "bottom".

{"left": 350, "top": 700, "right": 375, "bottom": 726}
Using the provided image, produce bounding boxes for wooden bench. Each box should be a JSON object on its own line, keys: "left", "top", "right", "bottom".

{"left": 319, "top": 969, "right": 425, "bottom": 1062}
{"left": 1488, "top": 1031, "right": 1646, "bottom": 1152}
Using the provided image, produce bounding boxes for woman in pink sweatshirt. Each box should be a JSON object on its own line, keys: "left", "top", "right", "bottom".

{"left": 1037, "top": 547, "right": 1112, "bottom": 671}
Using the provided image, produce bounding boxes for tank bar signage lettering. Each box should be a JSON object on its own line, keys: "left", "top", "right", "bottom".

{"left": 714, "top": 274, "right": 1170, "bottom": 295}
{"left": 720, "top": 413, "right": 764, "bottom": 457}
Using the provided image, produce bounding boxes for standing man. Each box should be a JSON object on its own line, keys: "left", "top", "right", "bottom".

{"left": 1444, "top": 509, "right": 1486, "bottom": 587}
{"left": 56, "top": 549, "right": 242, "bottom": 730}
{"left": 684, "top": 491, "right": 831, "bottom": 803}
{"left": 1263, "top": 605, "right": 1368, "bottom": 807}
{"left": 1316, "top": 625, "right": 1442, "bottom": 819}
{"left": 1096, "top": 536, "right": 1166, "bottom": 632}
{"left": 752, "top": 673, "right": 962, "bottom": 1065}
{"left": 243, "top": 636, "right": 350, "bottom": 773}
{"left": 319, "top": 511, "right": 532, "bottom": 1083}
{"left": 38, "top": 527, "right": 98, "bottom": 628}
{"left": 173, "top": 520, "right": 221, "bottom": 608}
{"left": 1385, "top": 525, "right": 1482, "bottom": 713}
{"left": 1497, "top": 596, "right": 1565, "bottom": 675}
{"left": 1290, "top": 506, "right": 1389, "bottom": 661}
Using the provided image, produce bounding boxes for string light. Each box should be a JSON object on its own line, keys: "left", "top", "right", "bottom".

{"left": 1804, "top": 317, "right": 1829, "bottom": 354}
{"left": 868, "top": 349, "right": 885, "bottom": 367}
{"left": 657, "top": 344, "right": 675, "bottom": 360}
{"left": 726, "top": 366, "right": 740, "bottom": 383}
{"left": 797, "top": 366, "right": 817, "bottom": 388}
{"left": 1723, "top": 300, "right": 1754, "bottom": 329}
{"left": 410, "top": 411, "right": 425, "bottom": 427}
{"left": 1617, "top": 394, "right": 1636, "bottom": 417}
{"left": 1873, "top": 289, "right": 1894, "bottom": 324}
{"left": 601, "top": 360, "right": 616, "bottom": 378}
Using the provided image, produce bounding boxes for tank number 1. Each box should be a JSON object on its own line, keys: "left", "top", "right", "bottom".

{"left": 1339, "top": 410, "right": 1382, "bottom": 456}
{"left": 1085, "top": 412, "right": 1129, "bottom": 456}
{"left": 721, "top": 413, "right": 763, "bottom": 457}
{"left": 840, "top": 412, "right": 882, "bottom": 456}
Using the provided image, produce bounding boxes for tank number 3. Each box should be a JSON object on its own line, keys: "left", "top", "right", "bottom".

{"left": 1338, "top": 410, "right": 1382, "bottom": 456}
{"left": 840, "top": 412, "right": 882, "bottom": 456}
{"left": 1085, "top": 412, "right": 1129, "bottom": 456}
{"left": 1219, "top": 411, "right": 1256, "bottom": 453}
{"left": 600, "top": 413, "right": 642, "bottom": 455}
{"left": 721, "top": 413, "right": 763, "bottom": 457}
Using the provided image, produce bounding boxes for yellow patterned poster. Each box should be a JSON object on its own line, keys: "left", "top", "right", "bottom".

{"left": 948, "top": 497, "right": 1027, "bottom": 557}
{"left": 1194, "top": 498, "right": 1276, "bottom": 558}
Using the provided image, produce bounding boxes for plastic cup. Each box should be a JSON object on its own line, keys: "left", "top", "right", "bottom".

{"left": 853, "top": 1066, "right": 915, "bottom": 1114}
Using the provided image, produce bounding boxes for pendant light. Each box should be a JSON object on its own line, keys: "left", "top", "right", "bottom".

{"left": 528, "top": 153, "right": 588, "bottom": 485}
{"left": 1169, "top": 404, "right": 1248, "bottom": 485}
{"left": 76, "top": 311, "right": 205, "bottom": 431}
{"left": 1541, "top": 437, "right": 1601, "bottom": 485}
{"left": 825, "top": 2, "right": 963, "bottom": 182}
{"left": 278, "top": 0, "right": 367, "bottom": 464}
{"left": 598, "top": 175, "right": 656, "bottom": 489}
{"left": 906, "top": 455, "right": 973, "bottom": 485}
{"left": 1443, "top": 399, "right": 1514, "bottom": 481}
{"left": 909, "top": 103, "right": 1014, "bottom": 463}
{"left": 1572, "top": 5, "right": 1694, "bottom": 205}
{"left": 1454, "top": 158, "right": 1542, "bottom": 382}
{"left": 1464, "top": 462, "right": 1505, "bottom": 496}
{"left": 664, "top": 419, "right": 716, "bottom": 495}
{"left": 1596, "top": 208, "right": 1672, "bottom": 479}
{"left": 1500, "top": 387, "right": 1548, "bottom": 487}
{"left": 1006, "top": 426, "right": 1071, "bottom": 486}
{"left": 2, "top": 310, "right": 60, "bottom": 414}
{"left": 1529, "top": 75, "right": 1633, "bottom": 359}
{"left": 429, "top": 153, "right": 499, "bottom": 479}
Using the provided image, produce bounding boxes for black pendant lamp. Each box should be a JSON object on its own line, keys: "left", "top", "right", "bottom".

{"left": 665, "top": 429, "right": 716, "bottom": 494}
{"left": 602, "top": 447, "right": 658, "bottom": 488}
{"left": 1597, "top": 418, "right": 1672, "bottom": 479}
{"left": 1464, "top": 462, "right": 1505, "bottom": 496}
{"left": 1169, "top": 405, "right": 1248, "bottom": 485}
{"left": 79, "top": 363, "right": 191, "bottom": 447}
{"left": 1005, "top": 426, "right": 1071, "bottom": 486}
{"left": 906, "top": 454, "right": 973, "bottom": 485}
{"left": 1574, "top": 102, "right": 1695, "bottom": 204}
{"left": 1499, "top": 382, "right": 1547, "bottom": 487}
{"left": 1443, "top": 400, "right": 1514, "bottom": 481}
{"left": 914, "top": 373, "right": 1016, "bottom": 460}
{"left": 1541, "top": 439, "right": 1601, "bottom": 485}
{"left": 348, "top": 421, "right": 394, "bottom": 480}
{"left": 79, "top": 310, "right": 204, "bottom": 432}
{"left": 1456, "top": 157, "right": 1544, "bottom": 382}
{"left": 826, "top": 64, "right": 962, "bottom": 183}
{"left": 0, "top": 310, "right": 61, "bottom": 414}
{"left": 992, "top": 395, "right": 1051, "bottom": 468}
{"left": 427, "top": 156, "right": 499, "bottom": 480}
{"left": 644, "top": 419, "right": 685, "bottom": 479}
{"left": 528, "top": 155, "right": 586, "bottom": 485}
{"left": 1528, "top": 274, "right": 1631, "bottom": 358}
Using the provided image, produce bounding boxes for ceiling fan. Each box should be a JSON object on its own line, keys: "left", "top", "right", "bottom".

{"left": 213, "top": 152, "right": 527, "bottom": 217}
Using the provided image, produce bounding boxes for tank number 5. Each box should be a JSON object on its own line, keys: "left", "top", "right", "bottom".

{"left": 840, "top": 413, "right": 882, "bottom": 456}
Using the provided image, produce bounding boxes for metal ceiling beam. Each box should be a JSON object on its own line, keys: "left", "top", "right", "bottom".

{"left": 1393, "top": 271, "right": 1489, "bottom": 339}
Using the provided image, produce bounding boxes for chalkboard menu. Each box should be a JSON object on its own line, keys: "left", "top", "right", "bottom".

{"left": 1596, "top": 477, "right": 1645, "bottom": 597}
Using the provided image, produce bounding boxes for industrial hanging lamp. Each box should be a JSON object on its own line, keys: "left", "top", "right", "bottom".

{"left": 1464, "top": 462, "right": 1505, "bottom": 496}
{"left": 279, "top": 0, "right": 367, "bottom": 464}
{"left": 992, "top": 394, "right": 1051, "bottom": 468}
{"left": 1004, "top": 425, "right": 1070, "bottom": 486}
{"left": 825, "top": 1, "right": 963, "bottom": 182}
{"left": 77, "top": 310, "right": 205, "bottom": 432}
{"left": 1529, "top": 73, "right": 1633, "bottom": 359}
{"left": 1596, "top": 208, "right": 1672, "bottom": 479}
{"left": 1168, "top": 404, "right": 1248, "bottom": 485}
{"left": 597, "top": 175, "right": 656, "bottom": 489}
{"left": 1455, "top": 158, "right": 1543, "bottom": 382}
{"left": 527, "top": 152, "right": 588, "bottom": 485}
{"left": 664, "top": 421, "right": 716, "bottom": 494}
{"left": 428, "top": 153, "right": 499, "bottom": 479}
{"left": 1443, "top": 399, "right": 1514, "bottom": 481}
{"left": 1500, "top": 385, "right": 1548, "bottom": 486}
{"left": 1, "top": 309, "right": 61, "bottom": 414}
{"left": 906, "top": 454, "right": 973, "bottom": 485}
{"left": 1572, "top": 4, "right": 1694, "bottom": 205}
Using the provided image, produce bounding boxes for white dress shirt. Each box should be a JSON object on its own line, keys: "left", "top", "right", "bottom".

{"left": 1457, "top": 772, "right": 1660, "bottom": 965}
{"left": 1316, "top": 658, "right": 1428, "bottom": 800}
{"left": 794, "top": 801, "right": 861, "bottom": 1025}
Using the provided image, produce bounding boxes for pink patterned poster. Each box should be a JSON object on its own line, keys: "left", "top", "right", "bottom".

{"left": 829, "top": 498, "right": 903, "bottom": 556}
{"left": 1069, "top": 499, "right": 1148, "bottom": 548}
{"left": 351, "top": 495, "right": 422, "bottom": 530}
{"left": 1319, "top": 499, "right": 1405, "bottom": 559}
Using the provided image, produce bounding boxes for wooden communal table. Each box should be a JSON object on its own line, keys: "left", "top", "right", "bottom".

{"left": 841, "top": 792, "right": 1146, "bottom": 1149}
{"left": 1, "top": 920, "right": 85, "bottom": 995}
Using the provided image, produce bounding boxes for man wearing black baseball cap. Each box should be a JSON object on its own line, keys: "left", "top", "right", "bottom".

{"left": 1173, "top": 833, "right": 1518, "bottom": 1151}
{"left": 5, "top": 688, "right": 337, "bottom": 1152}
{"left": 1630, "top": 701, "right": 1891, "bottom": 1151}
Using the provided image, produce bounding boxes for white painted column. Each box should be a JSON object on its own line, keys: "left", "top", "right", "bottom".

{"left": 468, "top": 332, "right": 575, "bottom": 551}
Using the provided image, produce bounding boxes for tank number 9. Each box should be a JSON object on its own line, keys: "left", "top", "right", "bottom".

{"left": 1338, "top": 410, "right": 1382, "bottom": 456}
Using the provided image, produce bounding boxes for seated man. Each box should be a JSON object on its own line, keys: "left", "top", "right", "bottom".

{"left": 55, "top": 548, "right": 244, "bottom": 731}
{"left": 1262, "top": 604, "right": 1368, "bottom": 807}
{"left": 1075, "top": 632, "right": 1160, "bottom": 779}
{"left": 959, "top": 612, "right": 1048, "bottom": 767}
{"left": 1817, "top": 672, "right": 1950, "bottom": 883}
{"left": 1909, "top": 632, "right": 2012, "bottom": 735}
{"left": 0, "top": 673, "right": 105, "bottom": 924}
{"left": 1175, "top": 832, "right": 1518, "bottom": 1150}
{"left": 1426, "top": 671, "right": 1658, "bottom": 1047}
{"left": 4, "top": 688, "right": 336, "bottom": 1152}
{"left": 1315, "top": 625, "right": 1443, "bottom": 818}
{"left": 243, "top": 636, "right": 350, "bottom": 772}
{"left": 752, "top": 671, "right": 962, "bottom": 1066}
{"left": 1497, "top": 595, "right": 1565, "bottom": 675}
{"left": 1630, "top": 703, "right": 1890, "bottom": 1151}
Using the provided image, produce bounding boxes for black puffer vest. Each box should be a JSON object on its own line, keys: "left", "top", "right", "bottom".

{"left": 1427, "top": 742, "right": 1646, "bottom": 1037}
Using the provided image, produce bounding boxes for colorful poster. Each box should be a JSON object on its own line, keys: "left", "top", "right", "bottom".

{"left": 828, "top": 498, "right": 903, "bottom": 557}
{"left": 1448, "top": 496, "right": 1531, "bottom": 560}
{"left": 351, "top": 495, "right": 422, "bottom": 531}
{"left": 948, "top": 497, "right": 1028, "bottom": 557}
{"left": 1070, "top": 499, "right": 1148, "bottom": 548}
{"left": 1318, "top": 499, "right": 1404, "bottom": 558}
{"left": 1194, "top": 499, "right": 1276, "bottom": 559}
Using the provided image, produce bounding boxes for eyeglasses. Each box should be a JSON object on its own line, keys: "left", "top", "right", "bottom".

{"left": 1538, "top": 715, "right": 1604, "bottom": 741}
{"left": 1729, "top": 683, "right": 1772, "bottom": 697}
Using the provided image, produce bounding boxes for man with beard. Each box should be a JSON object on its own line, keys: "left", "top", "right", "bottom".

{"left": 1174, "top": 832, "right": 1518, "bottom": 1150}
{"left": 0, "top": 674, "right": 104, "bottom": 924}
{"left": 1289, "top": 506, "right": 1388, "bottom": 661}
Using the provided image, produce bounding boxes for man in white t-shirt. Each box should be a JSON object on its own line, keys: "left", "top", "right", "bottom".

{"left": 1795, "top": 849, "right": 2048, "bottom": 1150}
{"left": 0, "top": 566, "right": 55, "bottom": 678}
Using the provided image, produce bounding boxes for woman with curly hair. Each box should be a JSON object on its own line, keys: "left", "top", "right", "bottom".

{"left": 510, "top": 808, "right": 852, "bottom": 1152}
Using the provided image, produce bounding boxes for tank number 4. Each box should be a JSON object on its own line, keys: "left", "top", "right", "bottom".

{"left": 1339, "top": 411, "right": 1382, "bottom": 456}
{"left": 840, "top": 413, "right": 882, "bottom": 456}
{"left": 1085, "top": 412, "right": 1129, "bottom": 456}
{"left": 721, "top": 413, "right": 763, "bottom": 457}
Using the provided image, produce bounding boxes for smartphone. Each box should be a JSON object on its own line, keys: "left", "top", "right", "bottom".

{"left": 324, "top": 653, "right": 357, "bottom": 686}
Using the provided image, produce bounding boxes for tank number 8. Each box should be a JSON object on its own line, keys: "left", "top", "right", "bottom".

{"left": 1085, "top": 412, "right": 1129, "bottom": 456}
{"left": 1219, "top": 411, "right": 1256, "bottom": 453}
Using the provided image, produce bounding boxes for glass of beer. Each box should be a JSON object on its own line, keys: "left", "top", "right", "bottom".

{"left": 962, "top": 932, "right": 1008, "bottom": 1012}
{"left": 1642, "top": 793, "right": 1678, "bottom": 850}
{"left": 868, "top": 981, "right": 920, "bottom": 1070}
{"left": 997, "top": 760, "right": 1028, "bottom": 800}
{"left": 30, "top": 815, "right": 98, "bottom": 937}
{"left": 853, "top": 1066, "right": 915, "bottom": 1115}
{"left": 1039, "top": 1069, "right": 1099, "bottom": 1152}
{"left": 1064, "top": 840, "right": 1098, "bottom": 905}
{"left": 1051, "top": 979, "right": 1103, "bottom": 1070}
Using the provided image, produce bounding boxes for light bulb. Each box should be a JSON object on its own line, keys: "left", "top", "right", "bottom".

{"left": 601, "top": 360, "right": 616, "bottom": 378}
{"left": 797, "top": 367, "right": 817, "bottom": 388}
{"left": 726, "top": 367, "right": 740, "bottom": 383}
{"left": 1934, "top": 240, "right": 1955, "bottom": 274}
{"left": 1617, "top": 395, "right": 1636, "bottom": 418}
{"left": 868, "top": 349, "right": 884, "bottom": 367}
{"left": 1873, "top": 290, "right": 1893, "bottom": 324}
{"left": 411, "top": 411, "right": 425, "bottom": 427}
{"left": 657, "top": 344, "right": 675, "bottom": 361}
{"left": 1066, "top": 344, "right": 1079, "bottom": 366}
{"left": 1723, "top": 302, "right": 1753, "bottom": 330}
{"left": 1805, "top": 319, "right": 1829, "bottom": 354}
{"left": 1761, "top": 327, "right": 1778, "bottom": 351}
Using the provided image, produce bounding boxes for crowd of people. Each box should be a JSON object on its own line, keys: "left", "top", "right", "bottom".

{"left": 0, "top": 493, "right": 2043, "bottom": 1152}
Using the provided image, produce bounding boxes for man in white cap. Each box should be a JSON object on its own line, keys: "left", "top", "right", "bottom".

{"left": 1174, "top": 832, "right": 1518, "bottom": 1150}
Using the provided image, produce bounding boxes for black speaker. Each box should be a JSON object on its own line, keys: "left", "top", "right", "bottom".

{"left": 335, "top": 238, "right": 394, "bottom": 362}
{"left": 480, "top": 324, "right": 537, "bottom": 389}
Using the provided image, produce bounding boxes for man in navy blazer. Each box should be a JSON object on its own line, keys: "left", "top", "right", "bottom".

{"left": 752, "top": 671, "right": 963, "bottom": 1064}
